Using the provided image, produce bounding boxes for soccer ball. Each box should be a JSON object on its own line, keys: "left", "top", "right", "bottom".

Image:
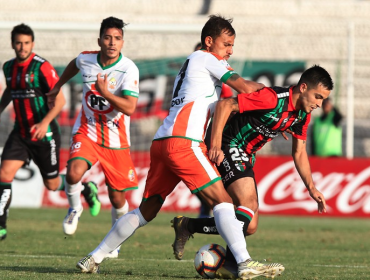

{"left": 194, "top": 243, "right": 226, "bottom": 279}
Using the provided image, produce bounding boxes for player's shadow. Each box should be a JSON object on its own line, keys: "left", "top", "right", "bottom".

{"left": 0, "top": 266, "right": 77, "bottom": 274}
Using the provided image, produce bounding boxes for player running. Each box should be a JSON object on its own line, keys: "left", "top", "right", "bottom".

{"left": 75, "top": 15, "right": 284, "bottom": 279}
{"left": 172, "top": 65, "right": 332, "bottom": 278}
{"left": 47, "top": 17, "right": 140, "bottom": 258}
{"left": 0, "top": 23, "right": 70, "bottom": 241}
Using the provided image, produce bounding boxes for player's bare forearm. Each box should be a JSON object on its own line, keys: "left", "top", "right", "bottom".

{"left": 225, "top": 73, "right": 264, "bottom": 94}
{"left": 55, "top": 58, "right": 79, "bottom": 89}
{"left": 292, "top": 138, "right": 327, "bottom": 213}
{"left": 209, "top": 98, "right": 238, "bottom": 165}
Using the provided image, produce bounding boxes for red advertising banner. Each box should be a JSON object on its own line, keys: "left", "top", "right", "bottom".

{"left": 42, "top": 151, "right": 370, "bottom": 217}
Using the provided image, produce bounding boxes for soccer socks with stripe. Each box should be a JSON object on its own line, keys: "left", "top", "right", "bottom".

{"left": 213, "top": 203, "right": 250, "bottom": 264}
{"left": 225, "top": 206, "right": 255, "bottom": 263}
{"left": 0, "top": 182, "right": 12, "bottom": 229}
{"left": 56, "top": 174, "right": 66, "bottom": 191}
{"left": 65, "top": 180, "right": 83, "bottom": 211}
{"left": 91, "top": 208, "right": 148, "bottom": 263}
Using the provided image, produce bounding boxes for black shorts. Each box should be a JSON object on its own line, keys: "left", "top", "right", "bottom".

{"left": 217, "top": 146, "right": 255, "bottom": 189}
{"left": 1, "top": 130, "right": 61, "bottom": 179}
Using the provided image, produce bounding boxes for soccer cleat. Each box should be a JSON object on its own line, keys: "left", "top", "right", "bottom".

{"left": 216, "top": 260, "right": 238, "bottom": 279}
{"left": 81, "top": 181, "right": 101, "bottom": 217}
{"left": 171, "top": 216, "right": 193, "bottom": 260}
{"left": 63, "top": 207, "right": 83, "bottom": 235}
{"left": 76, "top": 255, "right": 100, "bottom": 273}
{"left": 238, "top": 259, "right": 285, "bottom": 279}
{"left": 0, "top": 226, "right": 7, "bottom": 241}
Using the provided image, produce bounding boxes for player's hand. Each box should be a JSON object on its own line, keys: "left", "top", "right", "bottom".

{"left": 30, "top": 122, "right": 49, "bottom": 140}
{"left": 208, "top": 146, "right": 224, "bottom": 166}
{"left": 46, "top": 87, "right": 61, "bottom": 109}
{"left": 95, "top": 73, "right": 108, "bottom": 96}
{"left": 281, "top": 129, "right": 294, "bottom": 140}
{"left": 308, "top": 187, "right": 327, "bottom": 214}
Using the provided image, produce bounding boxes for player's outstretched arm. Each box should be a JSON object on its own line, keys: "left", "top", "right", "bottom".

{"left": 95, "top": 73, "right": 138, "bottom": 116}
{"left": 46, "top": 58, "right": 79, "bottom": 109}
{"left": 209, "top": 97, "right": 239, "bottom": 166}
{"left": 225, "top": 73, "right": 264, "bottom": 94}
{"left": 292, "top": 137, "right": 327, "bottom": 213}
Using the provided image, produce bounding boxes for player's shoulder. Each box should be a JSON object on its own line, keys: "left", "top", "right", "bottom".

{"left": 269, "top": 86, "right": 290, "bottom": 97}
{"left": 32, "top": 54, "right": 48, "bottom": 64}
{"left": 117, "top": 55, "right": 139, "bottom": 71}
{"left": 2, "top": 57, "right": 16, "bottom": 68}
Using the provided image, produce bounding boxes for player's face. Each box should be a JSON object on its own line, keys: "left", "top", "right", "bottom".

{"left": 297, "top": 83, "right": 331, "bottom": 113}
{"left": 98, "top": 27, "right": 124, "bottom": 61}
{"left": 206, "top": 30, "right": 235, "bottom": 60}
{"left": 12, "top": 34, "right": 34, "bottom": 62}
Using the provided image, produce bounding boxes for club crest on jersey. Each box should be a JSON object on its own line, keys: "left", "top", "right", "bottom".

{"left": 85, "top": 90, "right": 114, "bottom": 114}
{"left": 128, "top": 168, "right": 135, "bottom": 182}
{"left": 235, "top": 161, "right": 246, "bottom": 172}
{"left": 108, "top": 77, "right": 117, "bottom": 89}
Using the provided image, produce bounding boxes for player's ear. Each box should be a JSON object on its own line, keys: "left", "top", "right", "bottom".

{"left": 299, "top": 82, "right": 308, "bottom": 93}
{"left": 97, "top": 38, "right": 101, "bottom": 47}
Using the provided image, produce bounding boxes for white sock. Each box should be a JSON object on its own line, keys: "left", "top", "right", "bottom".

{"left": 64, "top": 179, "right": 82, "bottom": 211}
{"left": 213, "top": 202, "right": 250, "bottom": 264}
{"left": 91, "top": 208, "right": 148, "bottom": 263}
{"left": 111, "top": 200, "right": 129, "bottom": 226}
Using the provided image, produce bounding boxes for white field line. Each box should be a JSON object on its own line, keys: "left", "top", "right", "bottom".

{"left": 1, "top": 254, "right": 193, "bottom": 262}
{"left": 313, "top": 264, "right": 368, "bottom": 268}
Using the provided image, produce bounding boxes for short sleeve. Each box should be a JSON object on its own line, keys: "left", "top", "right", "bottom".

{"left": 237, "top": 87, "right": 278, "bottom": 113}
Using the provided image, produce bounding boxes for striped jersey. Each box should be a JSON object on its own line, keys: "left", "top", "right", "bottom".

{"left": 2, "top": 53, "right": 60, "bottom": 141}
{"left": 153, "top": 50, "right": 236, "bottom": 142}
{"left": 223, "top": 86, "right": 310, "bottom": 165}
{"left": 73, "top": 52, "right": 139, "bottom": 149}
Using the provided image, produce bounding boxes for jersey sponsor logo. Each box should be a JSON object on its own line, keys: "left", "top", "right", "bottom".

{"left": 268, "top": 115, "right": 280, "bottom": 121}
{"left": 255, "top": 125, "right": 278, "bottom": 138}
{"left": 11, "top": 89, "right": 36, "bottom": 98}
{"left": 86, "top": 117, "right": 120, "bottom": 129}
{"left": 50, "top": 139, "right": 57, "bottom": 166}
{"left": 171, "top": 96, "right": 185, "bottom": 107}
{"left": 85, "top": 90, "right": 114, "bottom": 114}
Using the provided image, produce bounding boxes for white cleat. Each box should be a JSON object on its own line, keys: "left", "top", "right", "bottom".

{"left": 238, "top": 259, "right": 285, "bottom": 279}
{"left": 63, "top": 207, "right": 83, "bottom": 235}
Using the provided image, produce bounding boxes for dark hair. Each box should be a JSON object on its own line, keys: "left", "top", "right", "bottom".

{"left": 201, "top": 15, "right": 235, "bottom": 46}
{"left": 99, "top": 16, "right": 127, "bottom": 38}
{"left": 11, "top": 23, "right": 34, "bottom": 43}
{"left": 297, "top": 65, "right": 334, "bottom": 91}
{"left": 194, "top": 42, "right": 202, "bottom": 51}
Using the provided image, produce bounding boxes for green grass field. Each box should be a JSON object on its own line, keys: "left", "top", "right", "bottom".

{"left": 0, "top": 208, "right": 369, "bottom": 280}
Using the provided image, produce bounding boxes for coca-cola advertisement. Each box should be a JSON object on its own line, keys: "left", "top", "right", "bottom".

{"left": 255, "top": 156, "right": 370, "bottom": 217}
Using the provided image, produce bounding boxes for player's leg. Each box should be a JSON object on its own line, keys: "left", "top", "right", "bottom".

{"left": 0, "top": 132, "right": 30, "bottom": 240}
{"left": 76, "top": 139, "right": 179, "bottom": 273}
{"left": 0, "top": 159, "right": 24, "bottom": 240}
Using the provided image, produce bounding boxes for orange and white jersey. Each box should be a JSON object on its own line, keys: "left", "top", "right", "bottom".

{"left": 154, "top": 50, "right": 236, "bottom": 142}
{"left": 72, "top": 51, "right": 139, "bottom": 149}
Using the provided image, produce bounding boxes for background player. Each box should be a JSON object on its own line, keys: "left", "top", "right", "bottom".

{"left": 76, "top": 15, "right": 284, "bottom": 279}
{"left": 0, "top": 23, "right": 67, "bottom": 241}
{"left": 46, "top": 17, "right": 140, "bottom": 258}
{"left": 172, "top": 65, "right": 332, "bottom": 278}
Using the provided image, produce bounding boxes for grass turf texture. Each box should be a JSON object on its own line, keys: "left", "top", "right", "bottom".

{"left": 0, "top": 208, "right": 369, "bottom": 280}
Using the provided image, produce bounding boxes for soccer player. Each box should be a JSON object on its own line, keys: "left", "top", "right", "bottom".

{"left": 0, "top": 23, "right": 69, "bottom": 241}
{"left": 46, "top": 17, "right": 139, "bottom": 258}
{"left": 75, "top": 15, "right": 283, "bottom": 279}
{"left": 172, "top": 65, "right": 332, "bottom": 278}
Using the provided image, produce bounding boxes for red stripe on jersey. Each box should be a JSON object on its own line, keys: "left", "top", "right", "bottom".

{"left": 11, "top": 63, "right": 18, "bottom": 89}
{"left": 117, "top": 116, "right": 128, "bottom": 147}
{"left": 172, "top": 102, "right": 194, "bottom": 136}
{"left": 95, "top": 111, "right": 104, "bottom": 146}
{"left": 247, "top": 134, "right": 265, "bottom": 154}
{"left": 271, "top": 111, "right": 290, "bottom": 130}
{"left": 24, "top": 98, "right": 35, "bottom": 129}
{"left": 13, "top": 99, "right": 26, "bottom": 138}
{"left": 20, "top": 65, "right": 27, "bottom": 88}
{"left": 76, "top": 108, "right": 89, "bottom": 136}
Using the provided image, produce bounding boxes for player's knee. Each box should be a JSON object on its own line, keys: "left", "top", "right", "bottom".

{"left": 43, "top": 178, "right": 59, "bottom": 191}
{"left": 65, "top": 170, "right": 84, "bottom": 185}
{"left": 245, "top": 224, "right": 258, "bottom": 236}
